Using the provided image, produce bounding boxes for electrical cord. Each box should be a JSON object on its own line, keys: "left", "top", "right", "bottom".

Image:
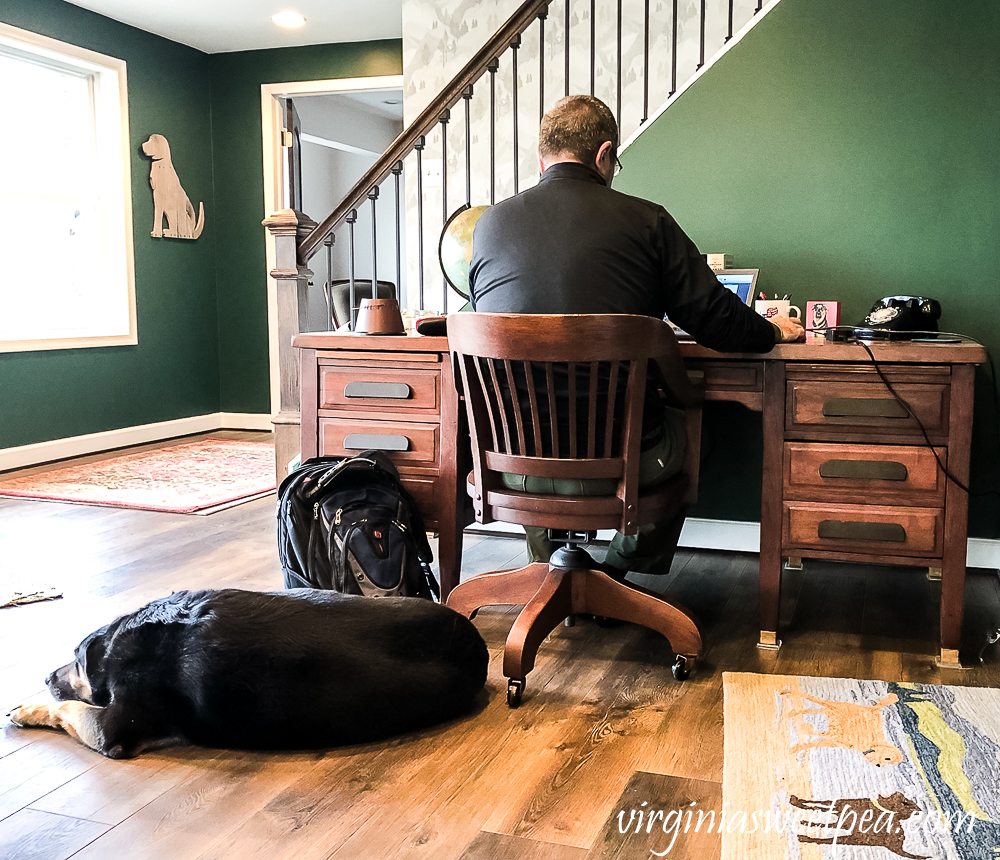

{"left": 803, "top": 327, "right": 1000, "bottom": 500}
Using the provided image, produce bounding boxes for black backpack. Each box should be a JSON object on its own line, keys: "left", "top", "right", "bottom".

{"left": 277, "top": 450, "right": 438, "bottom": 599}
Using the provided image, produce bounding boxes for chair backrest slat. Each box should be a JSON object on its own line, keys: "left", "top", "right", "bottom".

{"left": 485, "top": 357, "right": 512, "bottom": 452}
{"left": 603, "top": 360, "right": 620, "bottom": 459}
{"left": 473, "top": 355, "right": 501, "bottom": 452}
{"left": 587, "top": 361, "right": 599, "bottom": 459}
{"left": 502, "top": 358, "right": 527, "bottom": 454}
{"left": 545, "top": 363, "right": 559, "bottom": 458}
{"left": 524, "top": 360, "right": 544, "bottom": 457}
{"left": 567, "top": 361, "right": 577, "bottom": 459}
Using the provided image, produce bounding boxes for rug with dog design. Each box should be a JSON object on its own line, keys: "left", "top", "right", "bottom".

{"left": 723, "top": 672, "right": 1000, "bottom": 859}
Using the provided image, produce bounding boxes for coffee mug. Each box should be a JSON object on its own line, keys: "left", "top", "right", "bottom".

{"left": 755, "top": 300, "right": 801, "bottom": 321}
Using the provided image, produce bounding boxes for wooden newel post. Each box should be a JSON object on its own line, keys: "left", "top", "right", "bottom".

{"left": 263, "top": 208, "right": 318, "bottom": 484}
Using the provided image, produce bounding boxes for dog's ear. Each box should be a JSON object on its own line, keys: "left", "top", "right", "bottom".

{"left": 77, "top": 631, "right": 112, "bottom": 707}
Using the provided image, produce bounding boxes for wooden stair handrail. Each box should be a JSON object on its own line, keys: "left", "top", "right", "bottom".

{"left": 297, "top": 0, "right": 551, "bottom": 264}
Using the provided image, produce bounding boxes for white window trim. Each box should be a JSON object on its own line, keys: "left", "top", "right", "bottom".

{"left": 0, "top": 22, "right": 136, "bottom": 353}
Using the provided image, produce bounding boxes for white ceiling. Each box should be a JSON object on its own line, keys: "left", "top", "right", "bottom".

{"left": 62, "top": 0, "right": 403, "bottom": 53}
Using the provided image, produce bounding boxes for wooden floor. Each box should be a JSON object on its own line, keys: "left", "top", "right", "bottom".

{"left": 2, "top": 432, "right": 1000, "bottom": 859}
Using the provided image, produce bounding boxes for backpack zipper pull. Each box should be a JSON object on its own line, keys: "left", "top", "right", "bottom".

{"left": 313, "top": 501, "right": 320, "bottom": 520}
{"left": 335, "top": 507, "right": 342, "bottom": 526}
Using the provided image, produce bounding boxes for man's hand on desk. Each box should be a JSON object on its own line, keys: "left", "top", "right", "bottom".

{"left": 771, "top": 314, "right": 806, "bottom": 343}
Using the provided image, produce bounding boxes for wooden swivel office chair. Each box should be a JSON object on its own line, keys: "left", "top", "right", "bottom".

{"left": 446, "top": 313, "right": 704, "bottom": 707}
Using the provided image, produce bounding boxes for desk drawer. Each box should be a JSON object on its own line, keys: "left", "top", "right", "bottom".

{"left": 784, "top": 442, "right": 946, "bottom": 505}
{"left": 319, "top": 418, "right": 440, "bottom": 469}
{"left": 783, "top": 501, "right": 943, "bottom": 557}
{"left": 318, "top": 365, "right": 441, "bottom": 415}
{"left": 400, "top": 475, "right": 440, "bottom": 527}
{"left": 786, "top": 380, "right": 949, "bottom": 438}
{"left": 691, "top": 361, "right": 763, "bottom": 409}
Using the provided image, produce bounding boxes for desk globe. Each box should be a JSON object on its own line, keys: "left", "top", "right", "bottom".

{"left": 438, "top": 204, "right": 489, "bottom": 299}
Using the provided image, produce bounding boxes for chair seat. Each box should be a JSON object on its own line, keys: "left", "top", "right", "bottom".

{"left": 466, "top": 471, "right": 687, "bottom": 533}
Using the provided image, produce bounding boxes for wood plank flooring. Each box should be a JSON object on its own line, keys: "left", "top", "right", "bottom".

{"left": 2, "top": 432, "right": 1000, "bottom": 858}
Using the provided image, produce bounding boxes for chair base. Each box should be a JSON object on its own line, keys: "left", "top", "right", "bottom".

{"left": 446, "top": 549, "right": 703, "bottom": 707}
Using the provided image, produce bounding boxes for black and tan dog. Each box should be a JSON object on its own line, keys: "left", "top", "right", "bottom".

{"left": 8, "top": 589, "right": 488, "bottom": 759}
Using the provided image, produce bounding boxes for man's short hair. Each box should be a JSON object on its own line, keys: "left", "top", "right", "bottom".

{"left": 538, "top": 95, "right": 619, "bottom": 165}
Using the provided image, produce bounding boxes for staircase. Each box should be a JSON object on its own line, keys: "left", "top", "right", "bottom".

{"left": 265, "top": 0, "right": 780, "bottom": 474}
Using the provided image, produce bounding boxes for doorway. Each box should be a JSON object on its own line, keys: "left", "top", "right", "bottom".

{"left": 260, "top": 75, "right": 404, "bottom": 415}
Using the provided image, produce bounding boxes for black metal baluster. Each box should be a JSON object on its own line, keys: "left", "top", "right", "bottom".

{"left": 347, "top": 209, "right": 358, "bottom": 330}
{"left": 368, "top": 186, "right": 378, "bottom": 302}
{"left": 756, "top": 0, "right": 763, "bottom": 12}
{"left": 670, "top": 0, "right": 678, "bottom": 97}
{"left": 697, "top": 0, "right": 706, "bottom": 69}
{"left": 642, "top": 0, "right": 649, "bottom": 122}
{"left": 392, "top": 161, "right": 402, "bottom": 301}
{"left": 512, "top": 36, "right": 521, "bottom": 195}
{"left": 439, "top": 110, "right": 450, "bottom": 310}
{"left": 727, "top": 0, "right": 734, "bottom": 42}
{"left": 463, "top": 85, "right": 473, "bottom": 207}
{"left": 324, "top": 233, "right": 335, "bottom": 330}
{"left": 415, "top": 136, "right": 426, "bottom": 309}
{"left": 590, "top": 0, "right": 595, "bottom": 95}
{"left": 538, "top": 11, "right": 547, "bottom": 120}
{"left": 564, "top": 0, "right": 570, "bottom": 96}
{"left": 616, "top": 0, "right": 622, "bottom": 128}
{"left": 488, "top": 58, "right": 499, "bottom": 205}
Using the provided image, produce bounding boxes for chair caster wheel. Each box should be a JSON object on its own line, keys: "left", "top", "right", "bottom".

{"left": 671, "top": 654, "right": 694, "bottom": 681}
{"left": 507, "top": 679, "right": 524, "bottom": 708}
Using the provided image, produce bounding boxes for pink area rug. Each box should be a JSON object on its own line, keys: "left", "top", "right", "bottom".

{"left": 0, "top": 438, "right": 276, "bottom": 513}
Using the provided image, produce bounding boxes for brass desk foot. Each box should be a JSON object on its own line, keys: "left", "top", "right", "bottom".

{"left": 936, "top": 648, "right": 966, "bottom": 669}
{"left": 758, "top": 630, "right": 781, "bottom": 651}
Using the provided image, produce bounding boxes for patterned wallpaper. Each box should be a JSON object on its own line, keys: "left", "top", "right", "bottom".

{"left": 399, "top": 0, "right": 761, "bottom": 311}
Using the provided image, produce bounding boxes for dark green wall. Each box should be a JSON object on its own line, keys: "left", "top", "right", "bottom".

{"left": 617, "top": 0, "right": 1000, "bottom": 538}
{"left": 0, "top": 0, "right": 218, "bottom": 447}
{"left": 209, "top": 43, "right": 402, "bottom": 414}
{"left": 0, "top": 0, "right": 402, "bottom": 447}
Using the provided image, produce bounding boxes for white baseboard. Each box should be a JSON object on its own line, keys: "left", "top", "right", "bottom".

{"left": 0, "top": 413, "right": 273, "bottom": 472}
{"left": 467, "top": 518, "right": 1000, "bottom": 571}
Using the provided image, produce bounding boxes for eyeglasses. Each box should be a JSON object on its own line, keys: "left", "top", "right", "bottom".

{"left": 614, "top": 153, "right": 624, "bottom": 173}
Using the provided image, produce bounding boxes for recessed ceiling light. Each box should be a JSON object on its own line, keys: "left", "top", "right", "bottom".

{"left": 271, "top": 11, "right": 306, "bottom": 28}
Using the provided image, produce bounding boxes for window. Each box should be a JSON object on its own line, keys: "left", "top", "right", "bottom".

{"left": 0, "top": 24, "right": 136, "bottom": 352}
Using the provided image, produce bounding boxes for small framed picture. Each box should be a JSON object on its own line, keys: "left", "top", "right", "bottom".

{"left": 806, "top": 301, "right": 840, "bottom": 333}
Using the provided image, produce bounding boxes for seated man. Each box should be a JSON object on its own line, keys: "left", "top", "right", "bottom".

{"left": 469, "top": 94, "right": 803, "bottom": 577}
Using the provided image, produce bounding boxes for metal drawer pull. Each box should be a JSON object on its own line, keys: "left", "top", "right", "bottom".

{"left": 819, "top": 459, "right": 908, "bottom": 481}
{"left": 343, "top": 434, "right": 410, "bottom": 452}
{"left": 344, "top": 381, "right": 412, "bottom": 399}
{"left": 822, "top": 397, "right": 909, "bottom": 419}
{"left": 818, "top": 520, "right": 906, "bottom": 542}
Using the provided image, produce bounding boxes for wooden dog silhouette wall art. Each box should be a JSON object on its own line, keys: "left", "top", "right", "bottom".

{"left": 141, "top": 134, "right": 205, "bottom": 240}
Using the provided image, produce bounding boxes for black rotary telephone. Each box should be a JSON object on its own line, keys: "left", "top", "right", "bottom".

{"left": 852, "top": 295, "right": 942, "bottom": 340}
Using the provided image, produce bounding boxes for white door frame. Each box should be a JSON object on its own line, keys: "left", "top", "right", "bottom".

{"left": 260, "top": 75, "right": 404, "bottom": 415}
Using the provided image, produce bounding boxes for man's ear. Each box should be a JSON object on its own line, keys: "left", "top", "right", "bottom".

{"left": 537, "top": 151, "right": 546, "bottom": 174}
{"left": 594, "top": 141, "right": 614, "bottom": 184}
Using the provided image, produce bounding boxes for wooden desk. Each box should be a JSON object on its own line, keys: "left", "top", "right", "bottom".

{"left": 294, "top": 331, "right": 986, "bottom": 666}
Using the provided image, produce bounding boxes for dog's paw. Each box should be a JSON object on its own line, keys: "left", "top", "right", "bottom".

{"left": 7, "top": 702, "right": 54, "bottom": 728}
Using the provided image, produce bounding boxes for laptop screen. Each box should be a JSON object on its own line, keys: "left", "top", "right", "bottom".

{"left": 714, "top": 269, "right": 758, "bottom": 305}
